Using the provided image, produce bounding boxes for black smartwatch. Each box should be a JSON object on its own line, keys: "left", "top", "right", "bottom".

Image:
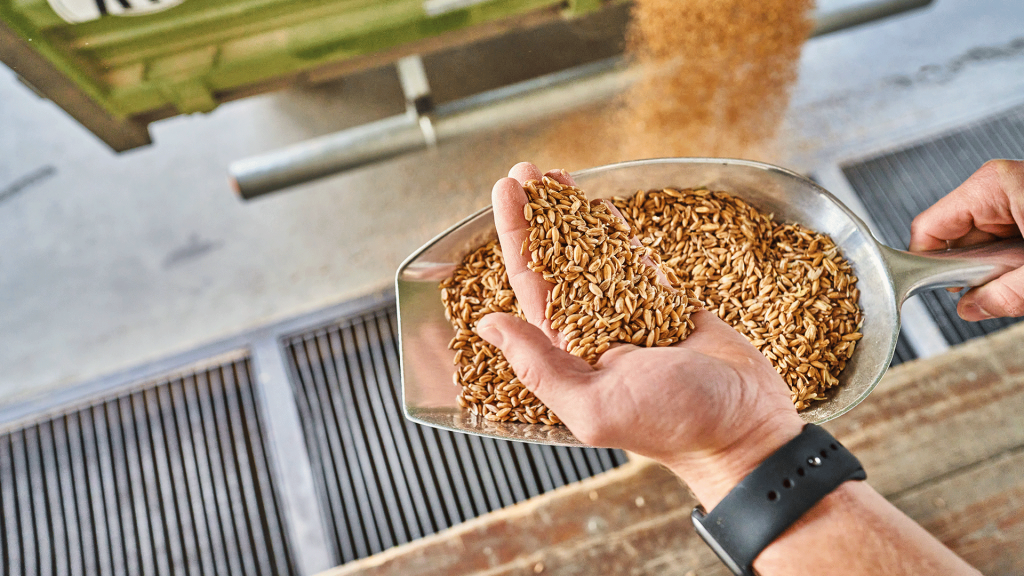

{"left": 691, "top": 424, "right": 865, "bottom": 576}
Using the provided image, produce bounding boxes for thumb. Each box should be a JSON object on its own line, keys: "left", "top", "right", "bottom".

{"left": 958, "top": 266, "right": 1024, "bottom": 320}
{"left": 678, "top": 310, "right": 755, "bottom": 351}
{"left": 476, "top": 313, "right": 593, "bottom": 407}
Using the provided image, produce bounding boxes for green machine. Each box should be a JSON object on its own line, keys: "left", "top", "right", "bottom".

{"left": 0, "top": 0, "right": 608, "bottom": 151}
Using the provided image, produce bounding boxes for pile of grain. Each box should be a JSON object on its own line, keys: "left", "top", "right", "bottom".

{"left": 440, "top": 239, "right": 562, "bottom": 425}
{"left": 441, "top": 176, "right": 701, "bottom": 424}
{"left": 611, "top": 188, "right": 862, "bottom": 409}
{"left": 522, "top": 177, "right": 700, "bottom": 362}
{"left": 440, "top": 181, "right": 862, "bottom": 423}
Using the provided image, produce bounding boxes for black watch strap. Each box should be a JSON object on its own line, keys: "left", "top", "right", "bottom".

{"left": 691, "top": 424, "right": 865, "bottom": 576}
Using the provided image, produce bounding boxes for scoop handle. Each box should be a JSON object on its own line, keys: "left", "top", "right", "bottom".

{"left": 881, "top": 238, "right": 1024, "bottom": 303}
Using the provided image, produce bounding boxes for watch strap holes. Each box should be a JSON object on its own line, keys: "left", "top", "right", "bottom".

{"left": 767, "top": 490, "right": 779, "bottom": 501}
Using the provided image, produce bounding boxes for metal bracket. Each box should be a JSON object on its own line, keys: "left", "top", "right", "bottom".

{"left": 397, "top": 55, "right": 437, "bottom": 147}
{"left": 250, "top": 335, "right": 335, "bottom": 575}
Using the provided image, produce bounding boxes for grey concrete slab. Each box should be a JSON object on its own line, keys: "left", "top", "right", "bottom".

{"left": 0, "top": 67, "right": 509, "bottom": 404}
{"left": 783, "top": 0, "right": 1024, "bottom": 169}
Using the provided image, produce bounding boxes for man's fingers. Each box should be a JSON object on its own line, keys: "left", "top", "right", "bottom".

{"left": 493, "top": 164, "right": 582, "bottom": 343}
{"left": 491, "top": 176, "right": 531, "bottom": 260}
{"left": 909, "top": 160, "right": 1024, "bottom": 252}
{"left": 544, "top": 168, "right": 576, "bottom": 187}
{"left": 509, "top": 162, "right": 544, "bottom": 184}
{"left": 509, "top": 162, "right": 575, "bottom": 187}
{"left": 677, "top": 311, "right": 764, "bottom": 357}
{"left": 910, "top": 160, "right": 1024, "bottom": 321}
{"left": 957, "top": 266, "right": 1024, "bottom": 320}
{"left": 491, "top": 177, "right": 556, "bottom": 334}
{"left": 477, "top": 313, "right": 593, "bottom": 410}
{"left": 909, "top": 193, "right": 979, "bottom": 252}
{"left": 949, "top": 228, "right": 1007, "bottom": 248}
{"left": 680, "top": 311, "right": 748, "bottom": 344}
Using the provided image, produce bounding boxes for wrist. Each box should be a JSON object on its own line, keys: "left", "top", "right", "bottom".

{"left": 667, "top": 412, "right": 805, "bottom": 509}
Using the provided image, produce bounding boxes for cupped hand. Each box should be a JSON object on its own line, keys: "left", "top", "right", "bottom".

{"left": 478, "top": 162, "right": 803, "bottom": 507}
{"left": 910, "top": 159, "right": 1024, "bottom": 321}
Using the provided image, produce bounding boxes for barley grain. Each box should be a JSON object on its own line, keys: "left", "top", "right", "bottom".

{"left": 611, "top": 188, "right": 863, "bottom": 409}
{"left": 440, "top": 181, "right": 863, "bottom": 422}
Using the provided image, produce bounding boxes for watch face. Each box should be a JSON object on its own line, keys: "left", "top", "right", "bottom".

{"left": 47, "top": 0, "right": 186, "bottom": 23}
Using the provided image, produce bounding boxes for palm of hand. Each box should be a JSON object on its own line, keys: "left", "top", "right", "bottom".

{"left": 483, "top": 162, "right": 799, "bottom": 468}
{"left": 557, "top": 310, "right": 793, "bottom": 465}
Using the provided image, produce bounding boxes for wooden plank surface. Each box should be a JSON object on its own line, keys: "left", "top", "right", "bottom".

{"left": 823, "top": 334, "right": 1024, "bottom": 497}
{"left": 321, "top": 323, "right": 1024, "bottom": 576}
{"left": 891, "top": 447, "right": 1024, "bottom": 575}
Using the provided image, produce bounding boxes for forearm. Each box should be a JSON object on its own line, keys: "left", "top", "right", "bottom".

{"left": 754, "top": 480, "right": 978, "bottom": 575}
{"left": 670, "top": 428, "right": 979, "bottom": 576}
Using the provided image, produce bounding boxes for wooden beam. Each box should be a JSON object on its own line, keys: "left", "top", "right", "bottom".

{"left": 891, "top": 447, "right": 1024, "bottom": 575}
{"left": 823, "top": 328, "right": 1024, "bottom": 497}
{"left": 317, "top": 324, "right": 1024, "bottom": 576}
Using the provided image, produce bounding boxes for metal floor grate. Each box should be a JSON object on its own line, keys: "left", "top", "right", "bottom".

{"left": 842, "top": 105, "right": 1024, "bottom": 345}
{"left": 0, "top": 357, "right": 295, "bottom": 576}
{"left": 284, "top": 303, "right": 630, "bottom": 566}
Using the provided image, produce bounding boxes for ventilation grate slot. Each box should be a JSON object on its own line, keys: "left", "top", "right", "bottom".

{"left": 284, "top": 303, "right": 630, "bottom": 566}
{"left": 0, "top": 358, "right": 295, "bottom": 576}
{"left": 842, "top": 105, "right": 1024, "bottom": 344}
{"left": 890, "top": 334, "right": 917, "bottom": 367}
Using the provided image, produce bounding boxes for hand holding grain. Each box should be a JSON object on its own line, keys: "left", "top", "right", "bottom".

{"left": 478, "top": 162, "right": 804, "bottom": 507}
{"left": 910, "top": 159, "right": 1024, "bottom": 321}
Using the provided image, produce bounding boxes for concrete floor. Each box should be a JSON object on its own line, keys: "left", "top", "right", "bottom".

{"left": 2, "top": 0, "right": 1024, "bottom": 407}
{"left": 0, "top": 66, "right": 514, "bottom": 404}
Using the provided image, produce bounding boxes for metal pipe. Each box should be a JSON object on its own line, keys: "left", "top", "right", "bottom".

{"left": 229, "top": 113, "right": 426, "bottom": 198}
{"left": 433, "top": 57, "right": 633, "bottom": 141}
{"left": 231, "top": 57, "right": 630, "bottom": 199}
{"left": 230, "top": 0, "right": 933, "bottom": 199}
{"left": 810, "top": 0, "right": 933, "bottom": 37}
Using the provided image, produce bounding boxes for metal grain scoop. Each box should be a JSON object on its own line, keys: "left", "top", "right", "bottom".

{"left": 396, "top": 158, "right": 1024, "bottom": 446}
